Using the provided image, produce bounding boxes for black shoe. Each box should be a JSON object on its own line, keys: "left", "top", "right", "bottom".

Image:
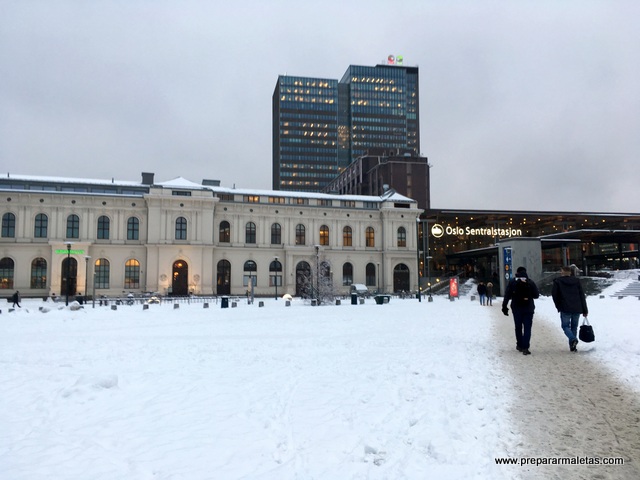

{"left": 570, "top": 339, "right": 578, "bottom": 352}
{"left": 516, "top": 344, "right": 523, "bottom": 352}
{"left": 522, "top": 349, "right": 531, "bottom": 355}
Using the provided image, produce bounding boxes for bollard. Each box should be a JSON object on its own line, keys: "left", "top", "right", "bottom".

{"left": 359, "top": 298, "right": 365, "bottom": 305}
{"left": 311, "top": 299, "right": 317, "bottom": 306}
{"left": 336, "top": 299, "right": 341, "bottom": 305}
{"left": 111, "top": 305, "right": 117, "bottom": 310}
{"left": 231, "top": 302, "right": 237, "bottom": 308}
{"left": 174, "top": 303, "right": 180, "bottom": 309}
{"left": 599, "top": 295, "right": 605, "bottom": 299}
{"left": 285, "top": 300, "right": 291, "bottom": 306}
{"left": 470, "top": 295, "right": 476, "bottom": 301}
{"left": 143, "top": 304, "right": 149, "bottom": 310}
{"left": 259, "top": 301, "right": 264, "bottom": 307}
{"left": 203, "top": 303, "right": 209, "bottom": 309}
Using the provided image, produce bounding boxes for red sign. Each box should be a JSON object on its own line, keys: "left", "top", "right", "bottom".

{"left": 449, "top": 278, "right": 459, "bottom": 298}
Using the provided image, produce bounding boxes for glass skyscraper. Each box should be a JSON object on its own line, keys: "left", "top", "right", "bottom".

{"left": 273, "top": 64, "right": 420, "bottom": 192}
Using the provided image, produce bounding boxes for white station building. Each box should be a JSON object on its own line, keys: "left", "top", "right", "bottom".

{"left": 0, "top": 172, "right": 421, "bottom": 298}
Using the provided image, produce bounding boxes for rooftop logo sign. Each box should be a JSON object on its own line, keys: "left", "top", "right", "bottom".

{"left": 387, "top": 55, "right": 404, "bottom": 65}
{"left": 431, "top": 223, "right": 522, "bottom": 239}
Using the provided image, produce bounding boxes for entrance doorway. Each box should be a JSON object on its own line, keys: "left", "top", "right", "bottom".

{"left": 393, "top": 263, "right": 410, "bottom": 293}
{"left": 61, "top": 257, "right": 78, "bottom": 297}
{"left": 216, "top": 260, "right": 231, "bottom": 295}
{"left": 172, "top": 260, "right": 189, "bottom": 296}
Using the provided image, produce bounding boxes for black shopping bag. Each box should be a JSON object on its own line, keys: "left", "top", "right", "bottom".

{"left": 579, "top": 317, "right": 595, "bottom": 343}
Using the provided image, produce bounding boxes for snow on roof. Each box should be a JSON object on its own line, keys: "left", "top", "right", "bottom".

{"left": 156, "top": 177, "right": 206, "bottom": 189}
{"left": 1, "top": 172, "right": 417, "bottom": 204}
{"left": 2, "top": 173, "right": 143, "bottom": 187}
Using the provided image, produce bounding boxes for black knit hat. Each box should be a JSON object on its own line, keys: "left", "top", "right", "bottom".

{"left": 516, "top": 266, "right": 527, "bottom": 274}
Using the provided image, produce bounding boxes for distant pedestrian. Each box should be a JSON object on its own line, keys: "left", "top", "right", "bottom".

{"left": 552, "top": 266, "right": 588, "bottom": 352}
{"left": 477, "top": 282, "right": 487, "bottom": 305}
{"left": 12, "top": 290, "right": 21, "bottom": 308}
{"left": 502, "top": 267, "right": 540, "bottom": 355}
{"left": 486, "top": 282, "right": 494, "bottom": 306}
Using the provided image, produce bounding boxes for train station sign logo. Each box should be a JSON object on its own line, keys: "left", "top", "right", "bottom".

{"left": 431, "top": 223, "right": 522, "bottom": 239}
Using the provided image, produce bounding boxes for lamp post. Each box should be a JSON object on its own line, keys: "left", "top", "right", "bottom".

{"left": 416, "top": 218, "right": 421, "bottom": 302}
{"left": 426, "top": 256, "right": 433, "bottom": 301}
{"left": 314, "top": 245, "right": 320, "bottom": 305}
{"left": 376, "top": 262, "right": 380, "bottom": 294}
{"left": 65, "top": 243, "right": 72, "bottom": 306}
{"left": 274, "top": 256, "right": 279, "bottom": 300}
{"left": 84, "top": 256, "right": 91, "bottom": 303}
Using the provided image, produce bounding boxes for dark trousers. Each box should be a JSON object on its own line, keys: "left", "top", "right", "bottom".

{"left": 513, "top": 309, "right": 534, "bottom": 349}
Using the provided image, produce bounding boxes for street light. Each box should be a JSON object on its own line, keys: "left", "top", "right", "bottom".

{"left": 314, "top": 245, "right": 320, "bottom": 305}
{"left": 426, "top": 256, "right": 433, "bottom": 302}
{"left": 84, "top": 256, "right": 91, "bottom": 304}
{"left": 416, "top": 218, "right": 421, "bottom": 302}
{"left": 274, "top": 256, "right": 279, "bottom": 300}
{"left": 65, "top": 243, "right": 72, "bottom": 306}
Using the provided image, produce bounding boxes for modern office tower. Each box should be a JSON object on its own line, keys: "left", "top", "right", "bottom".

{"left": 272, "top": 76, "right": 339, "bottom": 192}
{"left": 273, "top": 63, "right": 420, "bottom": 192}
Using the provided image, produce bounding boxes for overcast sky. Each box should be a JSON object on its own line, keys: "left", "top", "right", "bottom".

{"left": 1, "top": 0, "right": 638, "bottom": 213}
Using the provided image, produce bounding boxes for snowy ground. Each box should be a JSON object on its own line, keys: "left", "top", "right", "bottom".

{"left": 1, "top": 272, "right": 639, "bottom": 480}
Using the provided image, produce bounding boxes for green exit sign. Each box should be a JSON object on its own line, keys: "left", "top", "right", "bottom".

{"left": 55, "top": 249, "right": 85, "bottom": 255}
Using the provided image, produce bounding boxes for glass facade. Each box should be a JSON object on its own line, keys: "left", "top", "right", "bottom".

{"left": 273, "top": 64, "right": 420, "bottom": 192}
{"left": 273, "top": 75, "right": 339, "bottom": 192}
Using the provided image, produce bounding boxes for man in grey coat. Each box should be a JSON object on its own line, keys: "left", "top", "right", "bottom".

{"left": 552, "top": 266, "right": 589, "bottom": 352}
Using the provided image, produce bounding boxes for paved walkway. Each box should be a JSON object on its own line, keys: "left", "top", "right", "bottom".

{"left": 492, "top": 308, "right": 640, "bottom": 480}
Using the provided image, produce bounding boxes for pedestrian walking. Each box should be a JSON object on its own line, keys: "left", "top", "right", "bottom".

{"left": 477, "top": 282, "right": 487, "bottom": 305}
{"left": 502, "top": 267, "right": 540, "bottom": 355}
{"left": 12, "top": 290, "right": 21, "bottom": 308}
{"left": 552, "top": 265, "right": 588, "bottom": 352}
{"left": 486, "top": 282, "right": 493, "bottom": 305}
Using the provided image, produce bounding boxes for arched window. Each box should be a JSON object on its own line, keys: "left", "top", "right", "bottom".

{"left": 175, "top": 217, "right": 187, "bottom": 240}
{"left": 219, "top": 221, "right": 230, "bottom": 243}
{"left": 365, "top": 227, "right": 375, "bottom": 248}
{"left": 342, "top": 262, "right": 353, "bottom": 286}
{"left": 66, "top": 214, "right": 80, "bottom": 239}
{"left": 243, "top": 260, "right": 257, "bottom": 287}
{"left": 271, "top": 223, "right": 281, "bottom": 245}
{"left": 343, "top": 226, "right": 352, "bottom": 247}
{"left": 0, "top": 257, "right": 15, "bottom": 289}
{"left": 124, "top": 259, "right": 140, "bottom": 289}
{"left": 95, "top": 258, "right": 110, "bottom": 289}
{"left": 295, "top": 224, "right": 306, "bottom": 245}
{"left": 34, "top": 213, "right": 48, "bottom": 238}
{"left": 397, "top": 227, "right": 407, "bottom": 247}
{"left": 269, "top": 259, "right": 282, "bottom": 288}
{"left": 97, "top": 215, "right": 110, "bottom": 240}
{"left": 319, "top": 225, "right": 329, "bottom": 246}
{"left": 1, "top": 213, "right": 15, "bottom": 238}
{"left": 245, "top": 222, "right": 256, "bottom": 244}
{"left": 366, "top": 263, "right": 376, "bottom": 287}
{"left": 217, "top": 260, "right": 231, "bottom": 295}
{"left": 30, "top": 257, "right": 47, "bottom": 289}
{"left": 127, "top": 217, "right": 139, "bottom": 240}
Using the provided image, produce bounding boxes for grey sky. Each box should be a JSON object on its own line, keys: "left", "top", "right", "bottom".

{"left": 1, "top": 0, "right": 638, "bottom": 213}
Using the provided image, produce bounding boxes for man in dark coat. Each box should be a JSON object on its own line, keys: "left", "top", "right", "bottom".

{"left": 552, "top": 266, "right": 588, "bottom": 352}
{"left": 12, "top": 290, "right": 21, "bottom": 308}
{"left": 502, "top": 267, "right": 540, "bottom": 355}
